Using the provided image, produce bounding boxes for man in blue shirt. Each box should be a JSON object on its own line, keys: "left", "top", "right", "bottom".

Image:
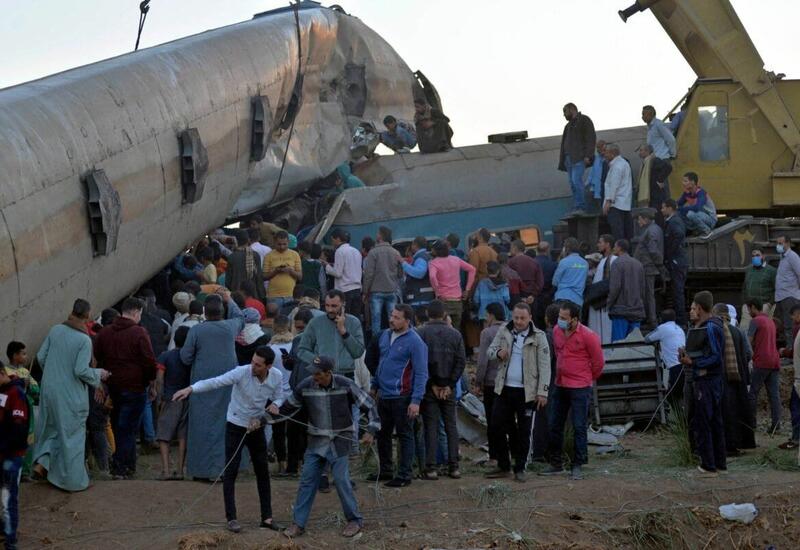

{"left": 642, "top": 105, "right": 676, "bottom": 160}
{"left": 679, "top": 291, "right": 726, "bottom": 475}
{"left": 369, "top": 304, "right": 428, "bottom": 487}
{"left": 380, "top": 115, "right": 416, "bottom": 153}
{"left": 552, "top": 238, "right": 589, "bottom": 307}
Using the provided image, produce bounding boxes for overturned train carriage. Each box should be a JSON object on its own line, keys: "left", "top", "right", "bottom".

{"left": 0, "top": 5, "right": 419, "bottom": 347}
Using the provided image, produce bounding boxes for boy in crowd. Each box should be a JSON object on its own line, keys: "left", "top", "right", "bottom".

{"left": 1, "top": 363, "right": 31, "bottom": 550}
{"left": 156, "top": 326, "right": 192, "bottom": 480}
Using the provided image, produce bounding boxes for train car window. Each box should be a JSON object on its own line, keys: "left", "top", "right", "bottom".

{"left": 518, "top": 227, "right": 540, "bottom": 247}
{"left": 698, "top": 105, "right": 729, "bottom": 162}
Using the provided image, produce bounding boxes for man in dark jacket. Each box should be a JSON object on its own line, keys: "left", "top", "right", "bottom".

{"left": 530, "top": 241, "right": 558, "bottom": 329}
{"left": 95, "top": 297, "right": 157, "bottom": 479}
{"left": 662, "top": 199, "right": 688, "bottom": 327}
{"left": 680, "top": 291, "right": 726, "bottom": 475}
{"left": 711, "top": 303, "right": 756, "bottom": 456}
{"left": 414, "top": 100, "right": 453, "bottom": 154}
{"left": 558, "top": 103, "right": 596, "bottom": 214}
{"left": 607, "top": 239, "right": 646, "bottom": 341}
{"left": 417, "top": 300, "right": 466, "bottom": 479}
{"left": 633, "top": 209, "right": 664, "bottom": 329}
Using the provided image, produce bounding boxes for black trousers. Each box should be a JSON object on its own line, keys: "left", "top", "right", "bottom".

{"left": 377, "top": 397, "right": 414, "bottom": 481}
{"left": 272, "top": 420, "right": 287, "bottom": 463}
{"left": 344, "top": 289, "right": 363, "bottom": 320}
{"left": 491, "top": 387, "right": 534, "bottom": 473}
{"left": 224, "top": 422, "right": 272, "bottom": 521}
{"left": 692, "top": 377, "right": 726, "bottom": 472}
{"left": 607, "top": 207, "right": 632, "bottom": 242}
{"left": 668, "top": 263, "right": 687, "bottom": 327}
{"left": 482, "top": 385, "right": 504, "bottom": 460}
{"left": 421, "top": 390, "right": 459, "bottom": 469}
{"left": 286, "top": 409, "right": 308, "bottom": 473}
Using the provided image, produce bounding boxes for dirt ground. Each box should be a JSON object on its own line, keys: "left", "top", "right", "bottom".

{"left": 17, "top": 419, "right": 800, "bottom": 550}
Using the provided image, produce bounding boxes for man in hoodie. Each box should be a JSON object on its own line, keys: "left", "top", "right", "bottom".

{"left": 95, "top": 297, "right": 158, "bottom": 479}
{"left": 369, "top": 304, "right": 428, "bottom": 487}
{"left": 485, "top": 303, "right": 551, "bottom": 482}
{"left": 540, "top": 302, "right": 604, "bottom": 480}
{"left": 417, "top": 300, "right": 467, "bottom": 479}
{"left": 363, "top": 226, "right": 403, "bottom": 336}
{"left": 607, "top": 239, "right": 646, "bottom": 342}
{"left": 1, "top": 365, "right": 30, "bottom": 550}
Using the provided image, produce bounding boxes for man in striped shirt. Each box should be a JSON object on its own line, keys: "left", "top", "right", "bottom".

{"left": 282, "top": 356, "right": 380, "bottom": 539}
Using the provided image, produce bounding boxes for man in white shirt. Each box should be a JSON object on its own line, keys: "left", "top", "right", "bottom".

{"left": 644, "top": 309, "right": 686, "bottom": 405}
{"left": 248, "top": 227, "right": 272, "bottom": 265}
{"left": 173, "top": 346, "right": 284, "bottom": 534}
{"left": 602, "top": 143, "right": 633, "bottom": 243}
{"left": 322, "top": 229, "right": 364, "bottom": 319}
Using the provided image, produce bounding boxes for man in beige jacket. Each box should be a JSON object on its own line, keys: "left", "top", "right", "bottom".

{"left": 484, "top": 303, "right": 551, "bottom": 482}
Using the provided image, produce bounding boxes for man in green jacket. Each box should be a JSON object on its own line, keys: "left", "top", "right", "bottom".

{"left": 740, "top": 248, "right": 777, "bottom": 333}
{"left": 297, "top": 290, "right": 365, "bottom": 380}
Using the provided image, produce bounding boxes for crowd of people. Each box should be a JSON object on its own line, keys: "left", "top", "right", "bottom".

{"left": 1, "top": 105, "right": 799, "bottom": 548}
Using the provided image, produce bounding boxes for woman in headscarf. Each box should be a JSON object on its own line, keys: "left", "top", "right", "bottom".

{"left": 711, "top": 303, "right": 756, "bottom": 455}
{"left": 235, "top": 307, "right": 271, "bottom": 366}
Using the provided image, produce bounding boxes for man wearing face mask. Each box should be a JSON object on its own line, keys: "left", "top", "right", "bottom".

{"left": 540, "top": 301, "right": 604, "bottom": 481}
{"left": 775, "top": 235, "right": 800, "bottom": 346}
{"left": 740, "top": 248, "right": 776, "bottom": 334}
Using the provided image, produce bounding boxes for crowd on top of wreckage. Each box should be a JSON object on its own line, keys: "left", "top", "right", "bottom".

{"left": 2, "top": 102, "right": 799, "bottom": 548}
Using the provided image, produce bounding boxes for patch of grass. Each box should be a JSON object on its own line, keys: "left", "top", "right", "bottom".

{"left": 747, "top": 447, "right": 800, "bottom": 472}
{"left": 626, "top": 512, "right": 681, "bottom": 550}
{"left": 662, "top": 406, "right": 698, "bottom": 468}
{"left": 463, "top": 482, "right": 513, "bottom": 508}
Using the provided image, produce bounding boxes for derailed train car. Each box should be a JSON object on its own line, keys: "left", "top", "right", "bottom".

{"left": 0, "top": 3, "right": 420, "bottom": 346}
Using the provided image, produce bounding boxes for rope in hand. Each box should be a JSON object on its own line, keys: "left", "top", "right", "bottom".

{"left": 148, "top": 409, "right": 383, "bottom": 547}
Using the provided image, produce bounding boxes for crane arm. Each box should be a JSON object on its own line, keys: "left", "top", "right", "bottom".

{"left": 620, "top": 0, "right": 800, "bottom": 170}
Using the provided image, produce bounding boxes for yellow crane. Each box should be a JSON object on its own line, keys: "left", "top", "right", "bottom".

{"left": 620, "top": 0, "right": 800, "bottom": 212}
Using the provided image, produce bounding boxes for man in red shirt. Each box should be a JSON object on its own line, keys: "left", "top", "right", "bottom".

{"left": 508, "top": 240, "right": 544, "bottom": 304}
{"left": 539, "top": 301, "right": 604, "bottom": 480}
{"left": 746, "top": 298, "right": 782, "bottom": 433}
{"left": 1, "top": 365, "right": 30, "bottom": 549}
{"left": 95, "top": 297, "right": 157, "bottom": 479}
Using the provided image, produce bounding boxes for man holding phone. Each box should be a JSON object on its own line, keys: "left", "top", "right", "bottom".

{"left": 485, "top": 303, "right": 552, "bottom": 482}
{"left": 263, "top": 231, "right": 302, "bottom": 308}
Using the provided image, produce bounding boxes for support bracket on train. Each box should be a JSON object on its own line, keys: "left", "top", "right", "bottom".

{"left": 250, "top": 95, "right": 273, "bottom": 162}
{"left": 178, "top": 128, "right": 208, "bottom": 204}
{"left": 82, "top": 169, "right": 122, "bottom": 256}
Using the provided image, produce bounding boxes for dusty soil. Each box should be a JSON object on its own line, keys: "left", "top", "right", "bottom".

{"left": 18, "top": 422, "right": 800, "bottom": 550}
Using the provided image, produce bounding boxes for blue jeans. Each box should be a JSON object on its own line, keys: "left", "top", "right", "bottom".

{"left": 110, "top": 390, "right": 147, "bottom": 476}
{"left": 140, "top": 400, "right": 155, "bottom": 442}
{"left": 292, "top": 449, "right": 361, "bottom": 529}
{"left": 750, "top": 367, "right": 782, "bottom": 432}
{"left": 267, "top": 296, "right": 292, "bottom": 308}
{"left": 547, "top": 385, "right": 592, "bottom": 468}
{"left": 790, "top": 386, "right": 800, "bottom": 443}
{"left": 682, "top": 210, "right": 715, "bottom": 235}
{"left": 566, "top": 156, "right": 587, "bottom": 210}
{"left": 2, "top": 457, "right": 22, "bottom": 549}
{"left": 610, "top": 317, "right": 640, "bottom": 342}
{"left": 369, "top": 292, "right": 398, "bottom": 336}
